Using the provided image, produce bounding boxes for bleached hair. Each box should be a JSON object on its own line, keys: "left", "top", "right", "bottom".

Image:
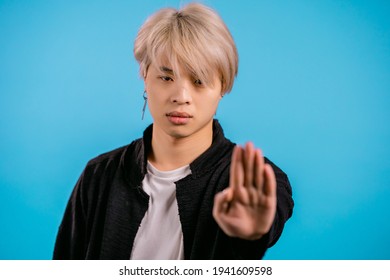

{"left": 134, "top": 2, "right": 238, "bottom": 94}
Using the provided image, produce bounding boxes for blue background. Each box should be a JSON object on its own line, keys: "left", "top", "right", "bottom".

{"left": 1, "top": 0, "right": 389, "bottom": 259}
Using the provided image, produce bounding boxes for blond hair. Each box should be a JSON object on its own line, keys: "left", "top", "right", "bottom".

{"left": 133, "top": 2, "right": 238, "bottom": 94}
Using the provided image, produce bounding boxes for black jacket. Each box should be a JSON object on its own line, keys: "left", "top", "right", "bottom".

{"left": 53, "top": 120, "right": 294, "bottom": 259}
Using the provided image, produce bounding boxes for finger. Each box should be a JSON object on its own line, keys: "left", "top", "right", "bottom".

{"left": 263, "top": 163, "right": 277, "bottom": 197}
{"left": 229, "top": 145, "right": 252, "bottom": 204}
{"left": 212, "top": 192, "right": 235, "bottom": 237}
{"left": 254, "top": 148, "right": 265, "bottom": 190}
{"left": 243, "top": 142, "right": 255, "bottom": 188}
{"left": 213, "top": 189, "right": 232, "bottom": 217}
{"left": 223, "top": 187, "right": 234, "bottom": 203}
{"left": 230, "top": 145, "right": 244, "bottom": 192}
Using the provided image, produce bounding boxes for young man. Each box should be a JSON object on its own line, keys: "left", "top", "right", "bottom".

{"left": 53, "top": 3, "right": 294, "bottom": 260}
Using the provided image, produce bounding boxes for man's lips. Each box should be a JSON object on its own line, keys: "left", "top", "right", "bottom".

{"left": 166, "top": 111, "right": 193, "bottom": 125}
{"left": 166, "top": 112, "right": 193, "bottom": 118}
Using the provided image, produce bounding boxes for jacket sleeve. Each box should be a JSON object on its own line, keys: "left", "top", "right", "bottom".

{"left": 266, "top": 159, "right": 294, "bottom": 248}
{"left": 53, "top": 169, "right": 89, "bottom": 260}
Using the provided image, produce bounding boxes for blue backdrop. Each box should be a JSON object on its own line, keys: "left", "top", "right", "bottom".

{"left": 1, "top": 0, "right": 389, "bottom": 259}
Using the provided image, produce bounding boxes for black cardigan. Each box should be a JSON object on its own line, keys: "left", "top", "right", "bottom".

{"left": 53, "top": 120, "right": 294, "bottom": 259}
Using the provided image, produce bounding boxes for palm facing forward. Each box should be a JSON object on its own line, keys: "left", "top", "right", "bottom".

{"left": 213, "top": 142, "right": 277, "bottom": 240}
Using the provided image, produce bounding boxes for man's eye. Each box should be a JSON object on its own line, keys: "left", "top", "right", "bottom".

{"left": 194, "top": 79, "right": 203, "bottom": 85}
{"left": 160, "top": 76, "right": 173, "bottom": 81}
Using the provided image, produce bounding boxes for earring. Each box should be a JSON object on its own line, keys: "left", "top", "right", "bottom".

{"left": 141, "top": 91, "right": 147, "bottom": 120}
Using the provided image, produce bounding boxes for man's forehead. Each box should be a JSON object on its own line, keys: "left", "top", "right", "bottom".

{"left": 153, "top": 62, "right": 189, "bottom": 77}
{"left": 152, "top": 54, "right": 194, "bottom": 75}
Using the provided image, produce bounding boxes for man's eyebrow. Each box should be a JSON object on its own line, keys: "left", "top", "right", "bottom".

{"left": 160, "top": 66, "right": 174, "bottom": 74}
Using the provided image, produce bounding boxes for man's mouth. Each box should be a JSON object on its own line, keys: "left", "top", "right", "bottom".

{"left": 166, "top": 111, "right": 193, "bottom": 125}
{"left": 166, "top": 112, "right": 192, "bottom": 118}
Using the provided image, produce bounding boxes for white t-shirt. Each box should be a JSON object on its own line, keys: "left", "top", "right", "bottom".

{"left": 130, "top": 161, "right": 191, "bottom": 259}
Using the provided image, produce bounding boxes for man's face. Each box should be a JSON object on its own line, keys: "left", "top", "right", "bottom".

{"left": 144, "top": 61, "right": 223, "bottom": 139}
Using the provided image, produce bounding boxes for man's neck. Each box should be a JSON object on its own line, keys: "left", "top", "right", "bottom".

{"left": 148, "top": 122, "right": 213, "bottom": 171}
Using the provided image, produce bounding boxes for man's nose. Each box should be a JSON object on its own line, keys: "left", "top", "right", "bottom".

{"left": 170, "top": 81, "right": 192, "bottom": 105}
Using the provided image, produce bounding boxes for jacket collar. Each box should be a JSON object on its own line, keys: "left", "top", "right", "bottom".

{"left": 121, "top": 119, "right": 234, "bottom": 186}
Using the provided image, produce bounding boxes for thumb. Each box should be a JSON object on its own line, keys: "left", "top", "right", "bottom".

{"left": 213, "top": 188, "right": 233, "bottom": 217}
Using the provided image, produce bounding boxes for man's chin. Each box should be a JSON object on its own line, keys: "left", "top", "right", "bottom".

{"left": 166, "top": 128, "right": 191, "bottom": 139}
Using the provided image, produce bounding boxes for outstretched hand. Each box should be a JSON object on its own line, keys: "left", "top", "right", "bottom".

{"left": 213, "top": 142, "right": 277, "bottom": 240}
